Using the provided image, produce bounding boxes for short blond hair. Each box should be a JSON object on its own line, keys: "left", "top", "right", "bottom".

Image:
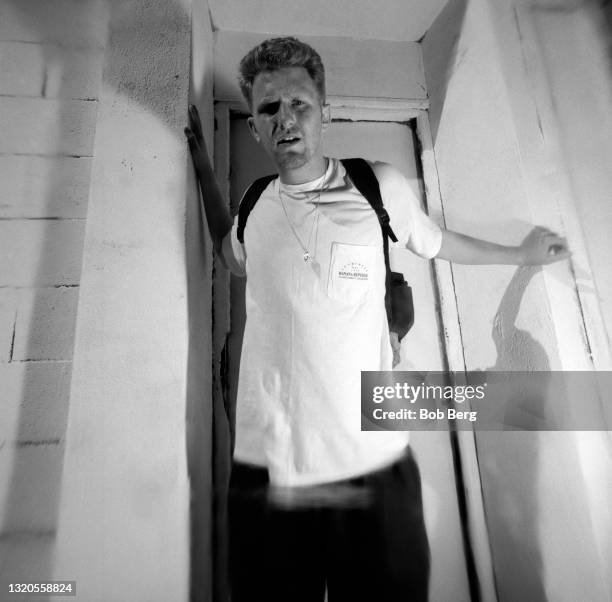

{"left": 239, "top": 37, "right": 326, "bottom": 109}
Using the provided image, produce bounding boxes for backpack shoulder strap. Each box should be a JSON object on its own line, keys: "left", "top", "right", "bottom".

{"left": 341, "top": 157, "right": 400, "bottom": 329}
{"left": 340, "top": 158, "right": 398, "bottom": 243}
{"left": 237, "top": 174, "right": 278, "bottom": 244}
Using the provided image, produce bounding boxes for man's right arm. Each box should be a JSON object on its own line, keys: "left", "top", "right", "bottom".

{"left": 184, "top": 105, "right": 233, "bottom": 254}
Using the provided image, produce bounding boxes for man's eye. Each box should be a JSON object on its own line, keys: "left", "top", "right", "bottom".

{"left": 259, "top": 101, "right": 280, "bottom": 115}
{"left": 292, "top": 99, "right": 306, "bottom": 107}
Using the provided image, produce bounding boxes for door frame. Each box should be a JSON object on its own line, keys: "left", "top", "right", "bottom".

{"left": 212, "top": 97, "right": 498, "bottom": 602}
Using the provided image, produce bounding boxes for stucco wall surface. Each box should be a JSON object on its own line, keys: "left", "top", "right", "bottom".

{"left": 208, "top": 0, "right": 447, "bottom": 42}
{"left": 486, "top": 1, "right": 612, "bottom": 596}
{"left": 528, "top": 1, "right": 612, "bottom": 361}
{"left": 214, "top": 31, "right": 427, "bottom": 107}
{"left": 423, "top": 0, "right": 611, "bottom": 600}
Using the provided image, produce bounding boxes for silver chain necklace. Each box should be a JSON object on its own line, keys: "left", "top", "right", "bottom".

{"left": 278, "top": 166, "right": 327, "bottom": 264}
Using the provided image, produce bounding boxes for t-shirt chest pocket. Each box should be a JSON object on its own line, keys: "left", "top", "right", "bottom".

{"left": 327, "top": 242, "right": 380, "bottom": 304}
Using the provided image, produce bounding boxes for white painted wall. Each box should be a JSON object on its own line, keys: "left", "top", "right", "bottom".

{"left": 1, "top": 0, "right": 216, "bottom": 598}
{"left": 208, "top": 0, "right": 449, "bottom": 42}
{"left": 49, "top": 1, "right": 210, "bottom": 600}
{"left": 527, "top": 0, "right": 612, "bottom": 361}
{"left": 423, "top": 0, "right": 611, "bottom": 599}
{"left": 487, "top": 1, "right": 612, "bottom": 596}
{"left": 214, "top": 31, "right": 427, "bottom": 108}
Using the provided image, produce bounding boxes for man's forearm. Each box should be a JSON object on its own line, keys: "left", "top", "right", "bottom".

{"left": 436, "top": 230, "right": 523, "bottom": 265}
{"left": 195, "top": 159, "right": 233, "bottom": 253}
{"left": 185, "top": 106, "right": 233, "bottom": 253}
{"left": 435, "top": 228, "right": 570, "bottom": 266}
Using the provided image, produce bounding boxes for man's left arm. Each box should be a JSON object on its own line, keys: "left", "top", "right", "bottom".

{"left": 435, "top": 226, "right": 571, "bottom": 266}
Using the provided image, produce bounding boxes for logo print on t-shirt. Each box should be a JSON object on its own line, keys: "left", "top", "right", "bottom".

{"left": 338, "top": 262, "right": 368, "bottom": 281}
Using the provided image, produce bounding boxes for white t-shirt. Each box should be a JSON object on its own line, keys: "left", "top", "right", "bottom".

{"left": 221, "top": 158, "right": 442, "bottom": 487}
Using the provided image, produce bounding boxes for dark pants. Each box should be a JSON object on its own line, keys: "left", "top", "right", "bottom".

{"left": 228, "top": 448, "right": 430, "bottom": 601}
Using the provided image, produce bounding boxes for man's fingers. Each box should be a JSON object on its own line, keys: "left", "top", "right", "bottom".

{"left": 188, "top": 104, "right": 204, "bottom": 140}
{"left": 546, "top": 233, "right": 565, "bottom": 246}
{"left": 184, "top": 127, "right": 206, "bottom": 165}
{"left": 536, "top": 231, "right": 570, "bottom": 256}
{"left": 547, "top": 244, "right": 566, "bottom": 257}
{"left": 544, "top": 250, "right": 571, "bottom": 264}
{"left": 545, "top": 234, "right": 568, "bottom": 250}
{"left": 524, "top": 227, "right": 571, "bottom": 264}
{"left": 184, "top": 127, "right": 198, "bottom": 151}
{"left": 532, "top": 226, "right": 563, "bottom": 240}
{"left": 544, "top": 240, "right": 571, "bottom": 263}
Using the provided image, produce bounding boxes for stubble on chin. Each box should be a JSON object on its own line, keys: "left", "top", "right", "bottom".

{"left": 275, "top": 150, "right": 309, "bottom": 170}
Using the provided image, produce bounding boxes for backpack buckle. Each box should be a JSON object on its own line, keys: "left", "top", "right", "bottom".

{"left": 378, "top": 210, "right": 398, "bottom": 243}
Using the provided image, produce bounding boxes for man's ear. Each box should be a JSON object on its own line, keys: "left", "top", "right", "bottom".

{"left": 247, "top": 116, "right": 260, "bottom": 143}
{"left": 321, "top": 104, "right": 331, "bottom": 130}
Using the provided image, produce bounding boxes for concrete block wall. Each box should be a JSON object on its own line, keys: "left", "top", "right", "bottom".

{"left": 1, "top": 1, "right": 214, "bottom": 599}
{"left": 0, "top": 0, "right": 106, "bottom": 590}
{"left": 48, "top": 1, "right": 201, "bottom": 599}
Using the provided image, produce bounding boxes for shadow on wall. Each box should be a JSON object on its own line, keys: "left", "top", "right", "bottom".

{"left": 102, "top": 3, "right": 214, "bottom": 599}
{"left": 422, "top": 0, "right": 468, "bottom": 145}
{"left": 1, "top": 1, "right": 212, "bottom": 601}
{"left": 474, "top": 263, "right": 550, "bottom": 601}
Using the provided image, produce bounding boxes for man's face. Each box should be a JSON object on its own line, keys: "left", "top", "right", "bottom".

{"left": 247, "top": 66, "right": 330, "bottom": 176}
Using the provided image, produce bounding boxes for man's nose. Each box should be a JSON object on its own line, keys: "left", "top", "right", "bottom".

{"left": 276, "top": 102, "right": 296, "bottom": 130}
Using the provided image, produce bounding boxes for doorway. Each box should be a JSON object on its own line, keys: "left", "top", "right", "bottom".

{"left": 218, "top": 111, "right": 472, "bottom": 601}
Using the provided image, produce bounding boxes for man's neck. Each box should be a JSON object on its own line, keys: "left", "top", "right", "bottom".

{"left": 278, "top": 156, "right": 328, "bottom": 185}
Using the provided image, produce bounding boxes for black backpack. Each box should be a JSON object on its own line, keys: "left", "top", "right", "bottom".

{"left": 236, "top": 158, "right": 415, "bottom": 341}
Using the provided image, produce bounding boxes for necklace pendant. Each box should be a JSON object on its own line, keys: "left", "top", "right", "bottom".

{"left": 303, "top": 251, "right": 312, "bottom": 263}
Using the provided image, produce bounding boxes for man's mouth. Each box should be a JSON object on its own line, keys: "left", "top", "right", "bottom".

{"left": 276, "top": 135, "right": 301, "bottom": 146}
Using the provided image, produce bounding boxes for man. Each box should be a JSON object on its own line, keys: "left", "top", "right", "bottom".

{"left": 185, "top": 37, "right": 569, "bottom": 602}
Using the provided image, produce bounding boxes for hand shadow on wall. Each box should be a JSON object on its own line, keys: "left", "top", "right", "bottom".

{"left": 474, "top": 264, "right": 550, "bottom": 602}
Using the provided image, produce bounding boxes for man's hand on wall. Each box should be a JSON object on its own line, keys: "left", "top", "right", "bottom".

{"left": 184, "top": 104, "right": 232, "bottom": 252}
{"left": 518, "top": 226, "right": 571, "bottom": 266}
{"left": 184, "top": 104, "right": 212, "bottom": 175}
